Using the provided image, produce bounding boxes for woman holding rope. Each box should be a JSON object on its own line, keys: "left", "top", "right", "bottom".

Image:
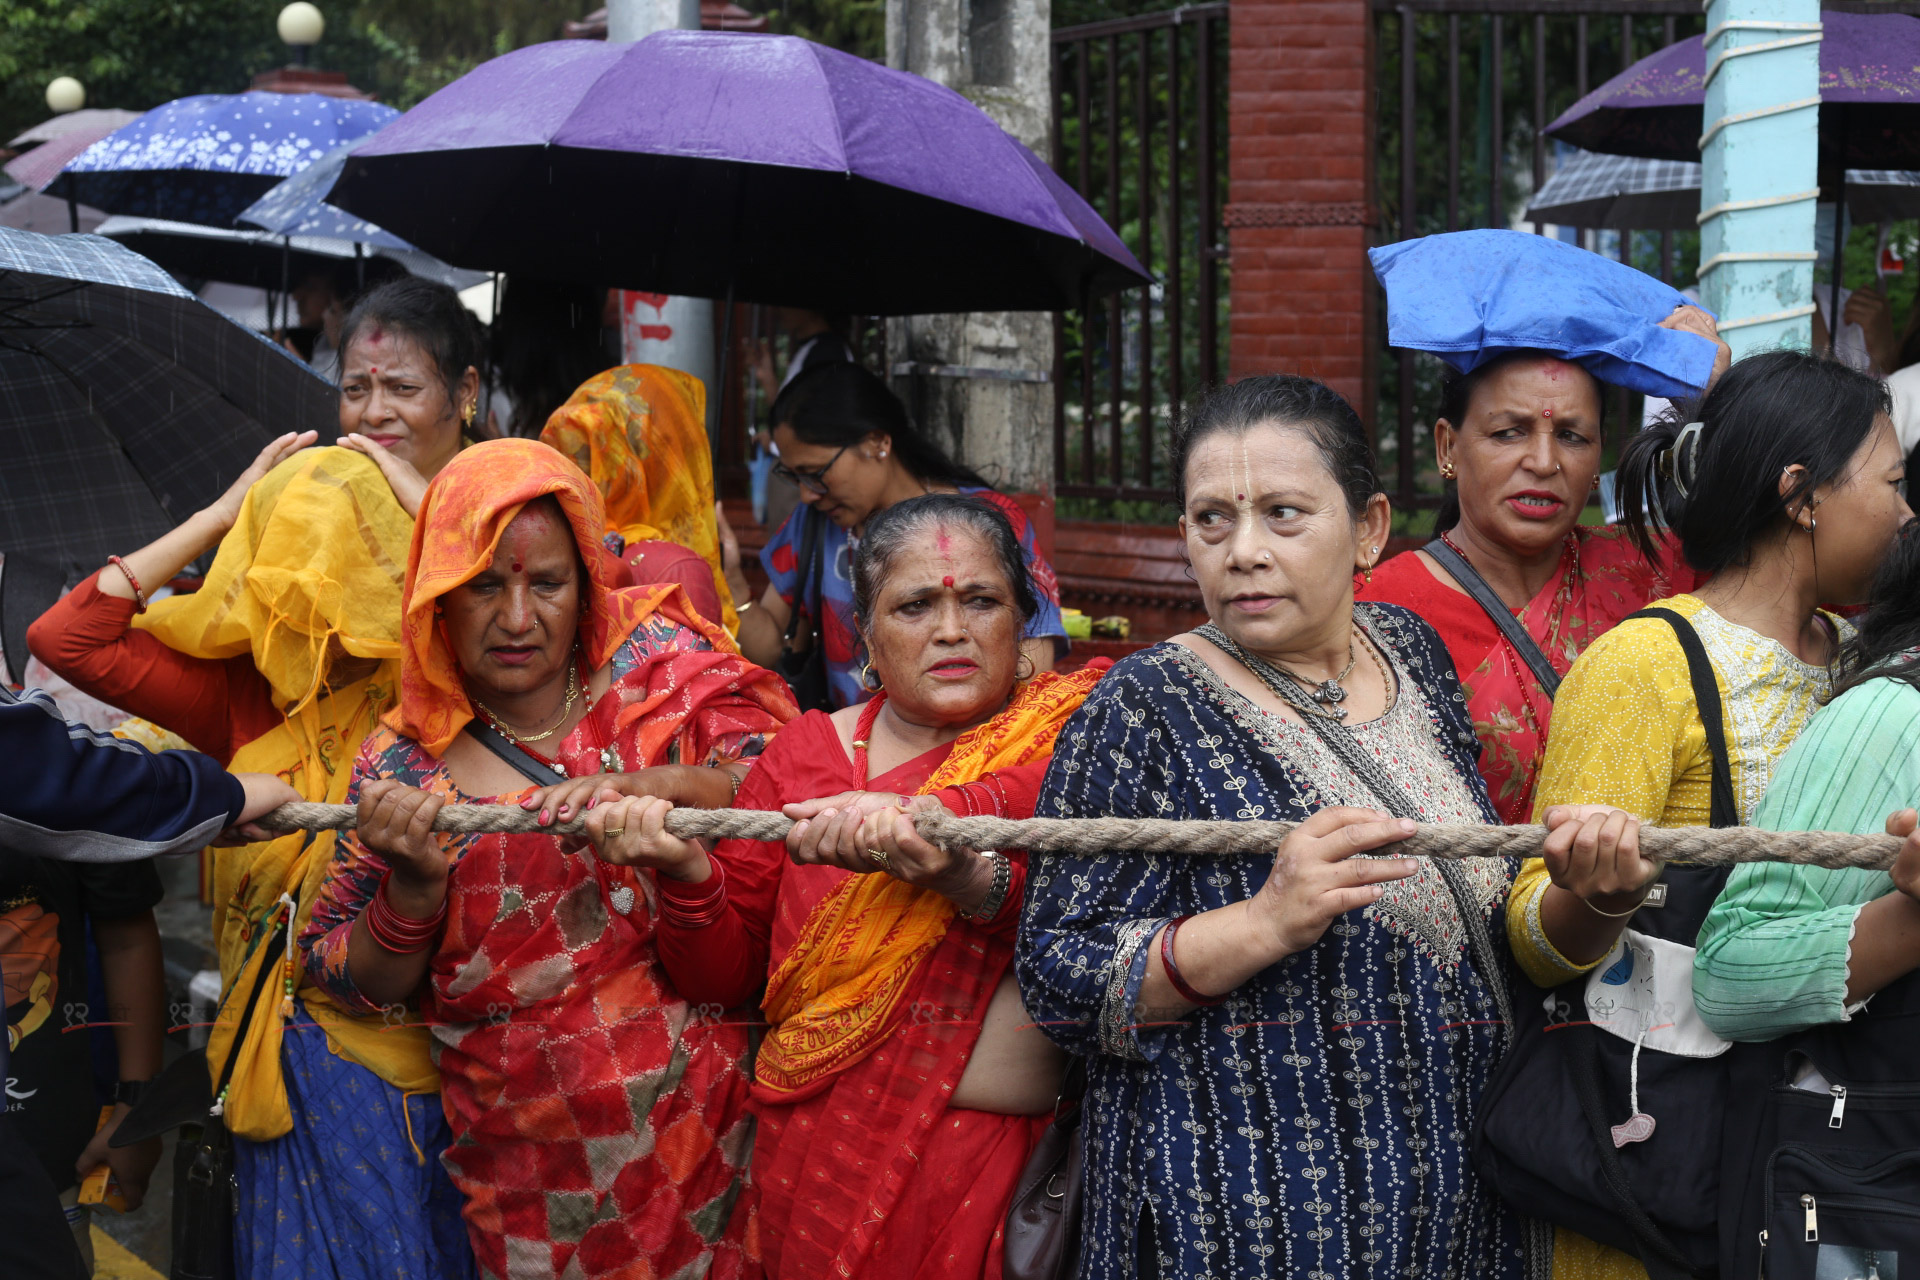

{"left": 1518, "top": 350, "right": 1912, "bottom": 1280}
{"left": 28, "top": 277, "right": 488, "bottom": 1280}
{"left": 587, "top": 492, "right": 1104, "bottom": 1279}
{"left": 299, "top": 440, "right": 794, "bottom": 1280}
{"left": 1356, "top": 308, "right": 1724, "bottom": 823}
{"left": 1013, "top": 375, "right": 1643, "bottom": 1279}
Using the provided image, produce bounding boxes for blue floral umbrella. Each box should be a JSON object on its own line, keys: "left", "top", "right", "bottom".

{"left": 47, "top": 93, "right": 396, "bottom": 230}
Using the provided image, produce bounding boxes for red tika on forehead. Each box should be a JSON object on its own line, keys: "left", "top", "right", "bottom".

{"left": 943, "top": 575, "right": 955, "bottom": 587}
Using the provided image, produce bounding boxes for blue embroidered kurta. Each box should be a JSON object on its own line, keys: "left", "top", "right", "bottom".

{"left": 1016, "top": 604, "right": 1524, "bottom": 1280}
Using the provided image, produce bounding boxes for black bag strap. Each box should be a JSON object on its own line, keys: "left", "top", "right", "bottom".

{"left": 1566, "top": 1025, "right": 1702, "bottom": 1280}
{"left": 782, "top": 508, "right": 825, "bottom": 652}
{"left": 210, "top": 888, "right": 298, "bottom": 1100}
{"left": 1627, "top": 608, "right": 1738, "bottom": 828}
{"left": 1424, "top": 538, "right": 1562, "bottom": 698}
{"left": 463, "top": 719, "right": 565, "bottom": 786}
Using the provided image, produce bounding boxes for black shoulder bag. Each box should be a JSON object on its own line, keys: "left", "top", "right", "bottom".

{"left": 1423, "top": 538, "right": 1562, "bottom": 698}
{"left": 1472, "top": 606, "right": 1741, "bottom": 1280}
{"left": 775, "top": 508, "right": 832, "bottom": 712}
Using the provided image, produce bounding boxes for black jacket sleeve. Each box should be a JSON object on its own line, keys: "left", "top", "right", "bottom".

{"left": 0, "top": 685, "right": 245, "bottom": 863}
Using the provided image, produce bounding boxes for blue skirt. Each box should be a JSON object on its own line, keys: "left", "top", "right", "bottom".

{"left": 232, "top": 1002, "right": 473, "bottom": 1280}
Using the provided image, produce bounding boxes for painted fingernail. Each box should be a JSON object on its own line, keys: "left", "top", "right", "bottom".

{"left": 540, "top": 809, "right": 551, "bottom": 824}
{"left": 587, "top": 799, "right": 597, "bottom": 810}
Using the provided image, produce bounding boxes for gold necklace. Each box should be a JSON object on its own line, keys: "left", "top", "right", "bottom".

{"left": 473, "top": 661, "right": 581, "bottom": 745}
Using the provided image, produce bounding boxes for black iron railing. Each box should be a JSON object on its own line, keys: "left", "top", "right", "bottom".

{"left": 1051, "top": 3, "right": 1229, "bottom": 512}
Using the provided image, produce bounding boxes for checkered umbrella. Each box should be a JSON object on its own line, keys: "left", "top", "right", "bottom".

{"left": 0, "top": 226, "right": 338, "bottom": 587}
{"left": 1527, "top": 150, "right": 1920, "bottom": 229}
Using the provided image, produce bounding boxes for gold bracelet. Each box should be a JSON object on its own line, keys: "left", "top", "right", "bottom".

{"left": 1581, "top": 889, "right": 1651, "bottom": 919}
{"left": 735, "top": 597, "right": 755, "bottom": 614}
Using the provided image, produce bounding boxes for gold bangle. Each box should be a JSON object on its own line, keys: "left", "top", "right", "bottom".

{"left": 1581, "top": 889, "right": 1651, "bottom": 919}
{"left": 735, "top": 597, "right": 755, "bottom": 614}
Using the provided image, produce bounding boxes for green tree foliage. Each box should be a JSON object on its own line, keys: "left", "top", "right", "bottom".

{"left": 0, "top": 0, "right": 583, "bottom": 143}
{"left": 762, "top": 0, "right": 884, "bottom": 62}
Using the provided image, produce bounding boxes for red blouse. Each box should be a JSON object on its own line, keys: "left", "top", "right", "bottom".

{"left": 26, "top": 574, "right": 281, "bottom": 763}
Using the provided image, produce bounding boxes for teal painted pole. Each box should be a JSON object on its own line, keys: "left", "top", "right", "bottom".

{"left": 1697, "top": 0, "right": 1822, "bottom": 359}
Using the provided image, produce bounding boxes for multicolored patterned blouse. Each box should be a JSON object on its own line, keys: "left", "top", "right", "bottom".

{"left": 1016, "top": 603, "right": 1525, "bottom": 1280}
{"left": 760, "top": 487, "right": 1067, "bottom": 707}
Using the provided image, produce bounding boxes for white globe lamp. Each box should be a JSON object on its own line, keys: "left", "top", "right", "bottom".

{"left": 45, "top": 77, "right": 85, "bottom": 114}
{"left": 277, "top": 3, "right": 326, "bottom": 64}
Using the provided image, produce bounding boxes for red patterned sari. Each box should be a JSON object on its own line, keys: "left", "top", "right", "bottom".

{"left": 304, "top": 440, "right": 796, "bottom": 1280}
{"left": 1358, "top": 524, "right": 1695, "bottom": 823}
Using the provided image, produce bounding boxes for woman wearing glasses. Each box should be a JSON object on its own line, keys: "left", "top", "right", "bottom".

{"left": 727, "top": 362, "right": 1067, "bottom": 707}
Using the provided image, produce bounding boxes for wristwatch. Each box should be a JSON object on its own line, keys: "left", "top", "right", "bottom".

{"left": 112, "top": 1079, "right": 151, "bottom": 1108}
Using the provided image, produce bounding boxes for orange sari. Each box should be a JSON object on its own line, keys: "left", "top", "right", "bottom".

{"left": 722, "top": 666, "right": 1104, "bottom": 1280}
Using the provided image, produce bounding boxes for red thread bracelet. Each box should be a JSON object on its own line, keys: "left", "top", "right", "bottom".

{"left": 106, "top": 557, "right": 148, "bottom": 613}
{"left": 1160, "top": 915, "right": 1225, "bottom": 1006}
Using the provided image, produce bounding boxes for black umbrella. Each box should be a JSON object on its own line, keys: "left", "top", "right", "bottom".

{"left": 0, "top": 226, "right": 338, "bottom": 589}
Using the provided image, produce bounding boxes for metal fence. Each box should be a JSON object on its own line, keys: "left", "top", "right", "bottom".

{"left": 1051, "top": 2, "right": 1230, "bottom": 510}
{"left": 1371, "top": 0, "right": 1707, "bottom": 512}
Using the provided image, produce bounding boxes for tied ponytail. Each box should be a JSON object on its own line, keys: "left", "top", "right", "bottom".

{"left": 1617, "top": 349, "right": 1887, "bottom": 577}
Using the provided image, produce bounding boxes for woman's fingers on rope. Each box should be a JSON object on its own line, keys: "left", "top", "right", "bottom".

{"left": 1542, "top": 804, "right": 1655, "bottom": 899}
{"left": 357, "top": 781, "right": 448, "bottom": 882}
{"left": 787, "top": 806, "right": 867, "bottom": 872}
{"left": 1286, "top": 807, "right": 1419, "bottom": 864}
{"left": 1885, "top": 808, "right": 1920, "bottom": 901}
{"left": 586, "top": 795, "right": 699, "bottom": 870}
{"left": 783, "top": 790, "right": 907, "bottom": 823}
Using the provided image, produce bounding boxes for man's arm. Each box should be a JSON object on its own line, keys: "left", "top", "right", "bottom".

{"left": 0, "top": 685, "right": 246, "bottom": 862}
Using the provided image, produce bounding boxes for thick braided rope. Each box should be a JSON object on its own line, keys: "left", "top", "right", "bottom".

{"left": 255, "top": 801, "right": 1904, "bottom": 871}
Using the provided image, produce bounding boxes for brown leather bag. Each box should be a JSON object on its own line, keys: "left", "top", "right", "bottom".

{"left": 1002, "top": 1066, "right": 1086, "bottom": 1280}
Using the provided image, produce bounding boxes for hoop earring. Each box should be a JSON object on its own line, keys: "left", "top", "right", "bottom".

{"left": 860, "top": 660, "right": 884, "bottom": 692}
{"left": 1015, "top": 652, "right": 1036, "bottom": 682}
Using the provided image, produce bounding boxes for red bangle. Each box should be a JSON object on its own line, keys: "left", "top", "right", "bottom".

{"left": 1159, "top": 915, "right": 1225, "bottom": 1006}
{"left": 364, "top": 872, "right": 447, "bottom": 953}
{"left": 658, "top": 858, "right": 728, "bottom": 929}
{"left": 106, "top": 557, "right": 148, "bottom": 613}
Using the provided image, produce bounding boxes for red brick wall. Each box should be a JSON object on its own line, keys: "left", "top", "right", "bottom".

{"left": 1225, "top": 0, "right": 1375, "bottom": 415}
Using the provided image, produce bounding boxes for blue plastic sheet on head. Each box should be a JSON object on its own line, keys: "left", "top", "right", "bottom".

{"left": 1369, "top": 229, "right": 1719, "bottom": 400}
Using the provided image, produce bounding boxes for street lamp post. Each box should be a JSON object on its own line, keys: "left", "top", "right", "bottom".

{"left": 277, "top": 3, "right": 326, "bottom": 68}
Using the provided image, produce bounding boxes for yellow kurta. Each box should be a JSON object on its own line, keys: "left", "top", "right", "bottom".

{"left": 1503, "top": 593, "right": 1847, "bottom": 1280}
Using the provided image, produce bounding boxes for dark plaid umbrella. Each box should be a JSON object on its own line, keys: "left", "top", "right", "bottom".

{"left": 0, "top": 226, "right": 338, "bottom": 590}
{"left": 1528, "top": 150, "right": 1920, "bottom": 229}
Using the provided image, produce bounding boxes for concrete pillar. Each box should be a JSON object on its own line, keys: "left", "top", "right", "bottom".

{"left": 1224, "top": 0, "right": 1373, "bottom": 409}
{"left": 885, "top": 0, "right": 1056, "bottom": 516}
{"left": 1696, "top": 0, "right": 1821, "bottom": 358}
{"left": 608, "top": 0, "right": 717, "bottom": 426}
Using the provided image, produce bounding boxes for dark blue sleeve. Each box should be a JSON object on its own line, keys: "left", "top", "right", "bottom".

{"left": 0, "top": 686, "right": 245, "bottom": 862}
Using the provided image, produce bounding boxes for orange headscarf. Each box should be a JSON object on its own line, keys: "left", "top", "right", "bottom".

{"left": 540, "top": 364, "right": 737, "bottom": 631}
{"left": 755, "top": 662, "right": 1107, "bottom": 1098}
{"left": 389, "top": 437, "right": 735, "bottom": 756}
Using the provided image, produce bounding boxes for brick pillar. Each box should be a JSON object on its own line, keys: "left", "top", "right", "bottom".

{"left": 1225, "top": 0, "right": 1374, "bottom": 413}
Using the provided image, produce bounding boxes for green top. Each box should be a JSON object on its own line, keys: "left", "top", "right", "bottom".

{"left": 1693, "top": 674, "right": 1920, "bottom": 1042}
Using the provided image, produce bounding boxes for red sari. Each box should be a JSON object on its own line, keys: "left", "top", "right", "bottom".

{"left": 1358, "top": 525, "right": 1696, "bottom": 822}
{"left": 674, "top": 707, "right": 1061, "bottom": 1280}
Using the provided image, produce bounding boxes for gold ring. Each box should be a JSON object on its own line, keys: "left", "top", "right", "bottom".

{"left": 604, "top": 828, "right": 626, "bottom": 837}
{"left": 866, "top": 848, "right": 891, "bottom": 869}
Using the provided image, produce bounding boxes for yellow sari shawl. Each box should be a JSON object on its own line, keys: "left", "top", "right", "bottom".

{"left": 135, "top": 447, "right": 434, "bottom": 1140}
{"left": 756, "top": 665, "right": 1104, "bottom": 1096}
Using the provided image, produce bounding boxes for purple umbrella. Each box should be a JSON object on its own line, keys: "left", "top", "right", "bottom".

{"left": 324, "top": 32, "right": 1148, "bottom": 314}
{"left": 1545, "top": 11, "right": 1920, "bottom": 169}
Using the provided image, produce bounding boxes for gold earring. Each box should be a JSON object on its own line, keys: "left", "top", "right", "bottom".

{"left": 1364, "top": 565, "right": 1374, "bottom": 586}
{"left": 1015, "top": 652, "right": 1036, "bottom": 682}
{"left": 859, "top": 660, "right": 883, "bottom": 692}
{"left": 1592, "top": 475, "right": 1602, "bottom": 492}
{"left": 462, "top": 402, "right": 477, "bottom": 426}
{"left": 1441, "top": 462, "right": 1457, "bottom": 481}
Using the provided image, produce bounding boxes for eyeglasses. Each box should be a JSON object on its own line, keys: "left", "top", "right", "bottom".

{"left": 772, "top": 443, "right": 852, "bottom": 495}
